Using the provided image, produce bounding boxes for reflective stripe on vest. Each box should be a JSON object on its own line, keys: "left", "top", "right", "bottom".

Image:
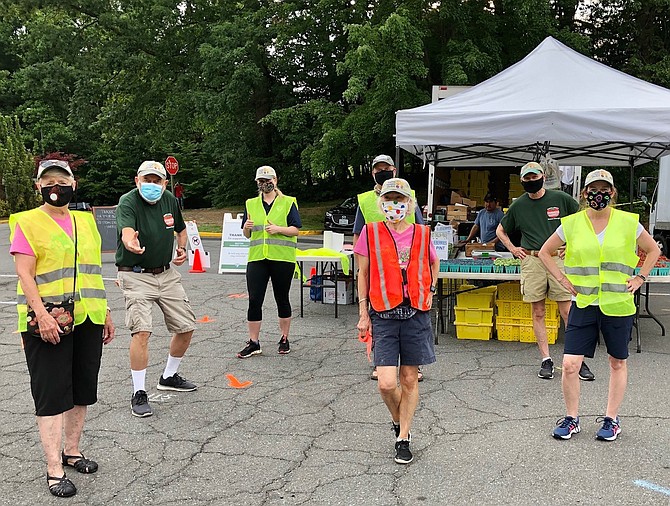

{"left": 562, "top": 208, "right": 639, "bottom": 316}
{"left": 245, "top": 195, "right": 298, "bottom": 263}
{"left": 357, "top": 190, "right": 417, "bottom": 224}
{"left": 367, "top": 222, "right": 432, "bottom": 312}
{"left": 9, "top": 209, "right": 108, "bottom": 331}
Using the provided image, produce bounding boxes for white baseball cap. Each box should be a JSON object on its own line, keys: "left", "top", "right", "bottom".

{"left": 520, "top": 161, "right": 544, "bottom": 178}
{"left": 584, "top": 169, "right": 614, "bottom": 187}
{"left": 372, "top": 154, "right": 395, "bottom": 169}
{"left": 137, "top": 161, "right": 167, "bottom": 179}
{"left": 37, "top": 159, "right": 73, "bottom": 178}
{"left": 380, "top": 178, "right": 412, "bottom": 198}
{"left": 255, "top": 165, "right": 277, "bottom": 180}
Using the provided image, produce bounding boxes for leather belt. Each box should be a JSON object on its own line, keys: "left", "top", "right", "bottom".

{"left": 118, "top": 264, "right": 170, "bottom": 274}
{"left": 528, "top": 249, "right": 562, "bottom": 257}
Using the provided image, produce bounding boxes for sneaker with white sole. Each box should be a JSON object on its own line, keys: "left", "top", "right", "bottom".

{"left": 596, "top": 416, "right": 621, "bottom": 441}
{"left": 157, "top": 373, "right": 197, "bottom": 392}
{"left": 131, "top": 390, "right": 153, "bottom": 418}
{"left": 394, "top": 439, "right": 413, "bottom": 464}
{"left": 538, "top": 358, "right": 554, "bottom": 379}
{"left": 278, "top": 336, "right": 290, "bottom": 354}
{"left": 552, "top": 416, "right": 581, "bottom": 440}
{"left": 237, "top": 339, "right": 262, "bottom": 359}
{"left": 578, "top": 361, "right": 595, "bottom": 381}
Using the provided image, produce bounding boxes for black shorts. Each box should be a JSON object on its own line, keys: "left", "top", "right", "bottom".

{"left": 22, "top": 318, "right": 104, "bottom": 416}
{"left": 563, "top": 302, "right": 633, "bottom": 360}
{"left": 371, "top": 310, "right": 436, "bottom": 367}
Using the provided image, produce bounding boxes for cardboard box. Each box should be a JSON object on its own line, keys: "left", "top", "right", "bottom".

{"left": 450, "top": 191, "right": 477, "bottom": 208}
{"left": 465, "top": 243, "right": 496, "bottom": 257}
{"left": 323, "top": 280, "right": 354, "bottom": 304}
{"left": 447, "top": 205, "right": 468, "bottom": 221}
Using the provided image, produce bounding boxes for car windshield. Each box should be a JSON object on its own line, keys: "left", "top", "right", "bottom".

{"left": 339, "top": 197, "right": 357, "bottom": 209}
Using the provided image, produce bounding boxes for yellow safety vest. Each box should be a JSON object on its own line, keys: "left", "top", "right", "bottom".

{"left": 246, "top": 195, "right": 298, "bottom": 263}
{"left": 562, "top": 208, "right": 639, "bottom": 316}
{"left": 9, "top": 209, "right": 108, "bottom": 331}
{"left": 357, "top": 190, "right": 417, "bottom": 224}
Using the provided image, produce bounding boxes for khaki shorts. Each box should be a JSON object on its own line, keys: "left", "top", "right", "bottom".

{"left": 117, "top": 268, "right": 196, "bottom": 335}
{"left": 520, "top": 255, "right": 572, "bottom": 303}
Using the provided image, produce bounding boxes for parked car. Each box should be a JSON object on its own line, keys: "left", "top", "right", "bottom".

{"left": 324, "top": 197, "right": 357, "bottom": 233}
{"left": 68, "top": 201, "right": 92, "bottom": 211}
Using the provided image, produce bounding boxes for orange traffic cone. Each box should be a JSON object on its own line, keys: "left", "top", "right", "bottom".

{"left": 190, "top": 248, "right": 206, "bottom": 273}
{"left": 197, "top": 315, "right": 213, "bottom": 323}
{"left": 226, "top": 374, "right": 253, "bottom": 389}
{"left": 307, "top": 266, "right": 316, "bottom": 284}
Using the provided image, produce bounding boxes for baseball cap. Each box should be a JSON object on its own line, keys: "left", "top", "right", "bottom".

{"left": 372, "top": 154, "right": 395, "bottom": 169}
{"left": 584, "top": 169, "right": 614, "bottom": 187}
{"left": 380, "top": 178, "right": 412, "bottom": 198}
{"left": 37, "top": 159, "right": 73, "bottom": 178}
{"left": 484, "top": 193, "right": 497, "bottom": 202}
{"left": 137, "top": 161, "right": 167, "bottom": 179}
{"left": 520, "top": 161, "right": 544, "bottom": 178}
{"left": 255, "top": 165, "right": 277, "bottom": 180}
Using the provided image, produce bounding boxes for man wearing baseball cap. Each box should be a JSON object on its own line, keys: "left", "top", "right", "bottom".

{"left": 497, "top": 161, "right": 594, "bottom": 381}
{"left": 116, "top": 160, "right": 197, "bottom": 418}
{"left": 352, "top": 155, "right": 425, "bottom": 381}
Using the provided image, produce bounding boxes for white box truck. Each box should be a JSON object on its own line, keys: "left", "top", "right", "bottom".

{"left": 649, "top": 156, "right": 670, "bottom": 255}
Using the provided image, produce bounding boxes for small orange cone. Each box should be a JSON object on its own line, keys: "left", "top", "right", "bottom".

{"left": 189, "top": 249, "right": 206, "bottom": 273}
{"left": 226, "top": 374, "right": 252, "bottom": 389}
{"left": 197, "top": 315, "right": 213, "bottom": 323}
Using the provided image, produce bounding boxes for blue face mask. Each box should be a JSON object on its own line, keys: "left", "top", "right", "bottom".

{"left": 139, "top": 182, "right": 164, "bottom": 203}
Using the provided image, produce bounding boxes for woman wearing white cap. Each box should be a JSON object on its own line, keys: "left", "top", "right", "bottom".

{"left": 238, "top": 166, "right": 302, "bottom": 358}
{"left": 355, "top": 178, "right": 440, "bottom": 465}
{"left": 539, "top": 169, "right": 659, "bottom": 441}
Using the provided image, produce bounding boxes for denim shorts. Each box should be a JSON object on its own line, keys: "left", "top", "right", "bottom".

{"left": 370, "top": 310, "right": 436, "bottom": 367}
{"left": 563, "top": 302, "right": 633, "bottom": 360}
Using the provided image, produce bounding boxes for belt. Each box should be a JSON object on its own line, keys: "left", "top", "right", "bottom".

{"left": 118, "top": 264, "right": 171, "bottom": 274}
{"left": 528, "top": 249, "right": 562, "bottom": 257}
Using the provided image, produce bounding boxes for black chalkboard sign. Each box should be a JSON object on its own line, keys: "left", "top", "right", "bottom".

{"left": 92, "top": 206, "right": 118, "bottom": 253}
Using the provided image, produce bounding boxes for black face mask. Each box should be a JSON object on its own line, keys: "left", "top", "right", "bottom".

{"left": 374, "top": 170, "right": 394, "bottom": 186}
{"left": 41, "top": 184, "right": 74, "bottom": 207}
{"left": 522, "top": 178, "right": 544, "bottom": 194}
{"left": 257, "top": 181, "right": 275, "bottom": 194}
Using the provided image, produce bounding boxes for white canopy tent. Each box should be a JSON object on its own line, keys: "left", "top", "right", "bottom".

{"left": 396, "top": 36, "right": 670, "bottom": 169}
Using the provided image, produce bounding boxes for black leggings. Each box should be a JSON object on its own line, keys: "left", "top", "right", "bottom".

{"left": 246, "top": 259, "right": 295, "bottom": 321}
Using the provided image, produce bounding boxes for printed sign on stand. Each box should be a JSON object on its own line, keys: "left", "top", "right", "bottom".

{"left": 219, "top": 213, "right": 250, "bottom": 274}
{"left": 185, "top": 221, "right": 211, "bottom": 268}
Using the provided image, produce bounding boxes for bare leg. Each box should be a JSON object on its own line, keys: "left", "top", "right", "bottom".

{"left": 278, "top": 317, "right": 291, "bottom": 338}
{"left": 169, "top": 330, "right": 194, "bottom": 357}
{"left": 557, "top": 300, "right": 571, "bottom": 327}
{"left": 531, "top": 300, "right": 549, "bottom": 358}
{"left": 562, "top": 355, "right": 582, "bottom": 417}
{"left": 36, "top": 414, "right": 64, "bottom": 478}
{"left": 397, "top": 366, "right": 419, "bottom": 439}
{"left": 605, "top": 357, "right": 627, "bottom": 418}
{"left": 377, "top": 366, "right": 401, "bottom": 424}
{"left": 62, "top": 406, "right": 87, "bottom": 458}
{"left": 130, "top": 331, "right": 150, "bottom": 370}
{"left": 248, "top": 321, "right": 261, "bottom": 341}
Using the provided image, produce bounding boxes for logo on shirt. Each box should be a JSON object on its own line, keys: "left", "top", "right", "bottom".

{"left": 163, "top": 213, "right": 175, "bottom": 228}
{"left": 546, "top": 207, "right": 560, "bottom": 219}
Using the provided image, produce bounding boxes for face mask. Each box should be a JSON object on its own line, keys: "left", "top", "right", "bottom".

{"left": 258, "top": 181, "right": 275, "bottom": 193}
{"left": 41, "top": 184, "right": 74, "bottom": 208}
{"left": 139, "top": 182, "right": 164, "bottom": 203}
{"left": 374, "top": 170, "right": 394, "bottom": 186}
{"left": 522, "top": 178, "right": 544, "bottom": 194}
{"left": 586, "top": 190, "right": 612, "bottom": 211}
{"left": 382, "top": 200, "right": 408, "bottom": 223}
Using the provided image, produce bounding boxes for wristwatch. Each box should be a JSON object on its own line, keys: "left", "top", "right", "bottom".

{"left": 430, "top": 285, "right": 437, "bottom": 293}
{"left": 637, "top": 273, "right": 647, "bottom": 282}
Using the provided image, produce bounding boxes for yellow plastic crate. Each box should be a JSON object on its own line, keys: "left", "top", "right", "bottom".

{"left": 495, "top": 318, "right": 559, "bottom": 344}
{"left": 454, "top": 307, "right": 494, "bottom": 325}
{"left": 455, "top": 322, "right": 493, "bottom": 340}
{"left": 496, "top": 282, "right": 523, "bottom": 301}
{"left": 441, "top": 282, "right": 475, "bottom": 296}
{"left": 456, "top": 286, "right": 497, "bottom": 308}
{"left": 496, "top": 299, "right": 558, "bottom": 320}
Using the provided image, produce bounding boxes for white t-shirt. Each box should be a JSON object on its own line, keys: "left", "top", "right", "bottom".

{"left": 555, "top": 223, "right": 644, "bottom": 303}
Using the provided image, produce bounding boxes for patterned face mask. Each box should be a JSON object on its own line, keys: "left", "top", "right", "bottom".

{"left": 586, "top": 189, "right": 611, "bottom": 211}
{"left": 382, "top": 200, "right": 408, "bottom": 222}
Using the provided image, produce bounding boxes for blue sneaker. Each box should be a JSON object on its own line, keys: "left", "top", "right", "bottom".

{"left": 596, "top": 416, "right": 621, "bottom": 441}
{"left": 552, "top": 416, "right": 581, "bottom": 440}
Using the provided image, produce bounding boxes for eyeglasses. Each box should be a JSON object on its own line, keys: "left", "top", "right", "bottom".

{"left": 39, "top": 159, "right": 70, "bottom": 170}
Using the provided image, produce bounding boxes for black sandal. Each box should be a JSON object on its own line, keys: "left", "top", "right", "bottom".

{"left": 47, "top": 473, "right": 77, "bottom": 497}
{"left": 62, "top": 451, "right": 98, "bottom": 474}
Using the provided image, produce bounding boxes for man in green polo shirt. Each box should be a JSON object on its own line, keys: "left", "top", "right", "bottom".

{"left": 497, "top": 162, "right": 594, "bottom": 382}
{"left": 116, "top": 160, "right": 197, "bottom": 418}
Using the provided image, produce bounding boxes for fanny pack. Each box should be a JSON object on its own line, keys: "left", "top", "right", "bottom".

{"left": 375, "top": 304, "right": 417, "bottom": 320}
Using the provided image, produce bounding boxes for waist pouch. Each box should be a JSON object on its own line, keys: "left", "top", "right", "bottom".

{"left": 374, "top": 304, "right": 417, "bottom": 320}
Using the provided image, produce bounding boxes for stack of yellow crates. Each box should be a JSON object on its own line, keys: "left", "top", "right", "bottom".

{"left": 495, "top": 282, "right": 560, "bottom": 343}
{"left": 450, "top": 170, "right": 469, "bottom": 194}
{"left": 509, "top": 174, "right": 524, "bottom": 201}
{"left": 453, "top": 286, "right": 497, "bottom": 340}
{"left": 467, "top": 170, "right": 489, "bottom": 204}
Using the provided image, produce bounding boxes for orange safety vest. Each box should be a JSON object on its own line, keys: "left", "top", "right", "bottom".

{"left": 367, "top": 222, "right": 433, "bottom": 312}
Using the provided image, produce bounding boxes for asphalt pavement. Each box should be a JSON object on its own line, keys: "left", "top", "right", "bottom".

{"left": 0, "top": 225, "right": 669, "bottom": 505}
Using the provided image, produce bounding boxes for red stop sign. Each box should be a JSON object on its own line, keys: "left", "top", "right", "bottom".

{"left": 164, "top": 156, "right": 179, "bottom": 176}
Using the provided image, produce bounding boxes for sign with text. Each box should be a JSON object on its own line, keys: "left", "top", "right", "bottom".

{"left": 164, "top": 156, "right": 179, "bottom": 176}
{"left": 185, "top": 221, "right": 211, "bottom": 268}
{"left": 218, "top": 213, "right": 250, "bottom": 274}
{"left": 92, "top": 206, "right": 117, "bottom": 253}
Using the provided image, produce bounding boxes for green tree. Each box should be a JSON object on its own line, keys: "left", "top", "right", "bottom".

{"left": 0, "top": 115, "right": 40, "bottom": 215}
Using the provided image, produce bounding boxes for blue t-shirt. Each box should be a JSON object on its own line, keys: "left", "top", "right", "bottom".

{"left": 474, "top": 208, "right": 504, "bottom": 243}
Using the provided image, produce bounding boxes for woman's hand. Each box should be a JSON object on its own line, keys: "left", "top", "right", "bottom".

{"left": 356, "top": 312, "right": 371, "bottom": 334}
{"left": 511, "top": 246, "right": 527, "bottom": 259}
{"left": 626, "top": 275, "right": 645, "bottom": 293}
{"left": 265, "top": 221, "right": 282, "bottom": 235}
{"left": 103, "top": 311, "right": 115, "bottom": 344}
{"left": 37, "top": 312, "right": 63, "bottom": 345}
{"left": 557, "top": 276, "right": 578, "bottom": 296}
{"left": 243, "top": 219, "right": 254, "bottom": 231}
